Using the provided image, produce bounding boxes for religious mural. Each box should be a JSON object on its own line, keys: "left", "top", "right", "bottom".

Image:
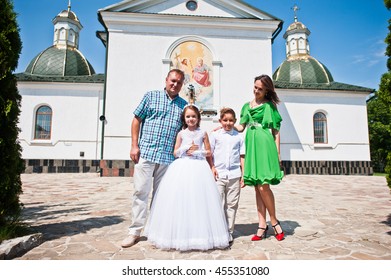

{"left": 170, "top": 41, "right": 213, "bottom": 109}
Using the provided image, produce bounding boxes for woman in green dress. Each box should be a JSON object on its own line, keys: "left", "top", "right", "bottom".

{"left": 236, "top": 74, "right": 284, "bottom": 241}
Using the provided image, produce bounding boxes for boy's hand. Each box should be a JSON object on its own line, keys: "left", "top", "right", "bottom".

{"left": 240, "top": 177, "right": 246, "bottom": 188}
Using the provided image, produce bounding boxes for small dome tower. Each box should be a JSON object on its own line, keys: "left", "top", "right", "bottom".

{"left": 273, "top": 5, "right": 333, "bottom": 85}
{"left": 52, "top": 0, "right": 82, "bottom": 49}
{"left": 24, "top": 1, "right": 95, "bottom": 77}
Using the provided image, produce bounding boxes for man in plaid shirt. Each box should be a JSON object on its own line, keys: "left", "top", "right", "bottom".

{"left": 122, "top": 69, "right": 187, "bottom": 248}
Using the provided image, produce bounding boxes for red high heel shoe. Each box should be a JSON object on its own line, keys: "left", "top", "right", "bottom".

{"left": 251, "top": 225, "right": 268, "bottom": 241}
{"left": 272, "top": 221, "right": 284, "bottom": 241}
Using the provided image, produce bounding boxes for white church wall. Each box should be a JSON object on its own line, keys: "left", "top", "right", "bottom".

{"left": 104, "top": 32, "right": 168, "bottom": 137}
{"left": 278, "top": 89, "right": 370, "bottom": 161}
{"left": 18, "top": 82, "right": 104, "bottom": 160}
{"left": 211, "top": 38, "right": 273, "bottom": 116}
{"left": 102, "top": 32, "right": 168, "bottom": 159}
{"left": 103, "top": 29, "right": 275, "bottom": 159}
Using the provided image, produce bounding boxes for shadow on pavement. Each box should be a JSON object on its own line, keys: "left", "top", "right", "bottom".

{"left": 27, "top": 216, "right": 124, "bottom": 241}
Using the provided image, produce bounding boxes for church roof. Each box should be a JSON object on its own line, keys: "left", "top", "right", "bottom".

{"left": 16, "top": 72, "right": 104, "bottom": 83}
{"left": 273, "top": 56, "right": 333, "bottom": 85}
{"left": 24, "top": 46, "right": 95, "bottom": 76}
{"left": 273, "top": 53, "right": 373, "bottom": 93}
{"left": 99, "top": 0, "right": 281, "bottom": 21}
{"left": 55, "top": 8, "right": 79, "bottom": 22}
{"left": 97, "top": 0, "right": 283, "bottom": 47}
{"left": 274, "top": 80, "right": 374, "bottom": 93}
{"left": 285, "top": 21, "right": 308, "bottom": 33}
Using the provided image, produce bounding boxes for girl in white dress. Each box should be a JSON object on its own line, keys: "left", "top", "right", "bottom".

{"left": 145, "top": 105, "right": 230, "bottom": 251}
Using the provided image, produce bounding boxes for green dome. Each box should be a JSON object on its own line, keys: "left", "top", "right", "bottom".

{"left": 273, "top": 57, "right": 333, "bottom": 84}
{"left": 25, "top": 46, "right": 95, "bottom": 76}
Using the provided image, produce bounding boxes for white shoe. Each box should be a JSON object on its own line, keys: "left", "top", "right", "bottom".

{"left": 121, "top": 235, "right": 140, "bottom": 248}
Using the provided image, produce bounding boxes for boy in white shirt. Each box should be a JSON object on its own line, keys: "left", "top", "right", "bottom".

{"left": 209, "top": 108, "right": 245, "bottom": 243}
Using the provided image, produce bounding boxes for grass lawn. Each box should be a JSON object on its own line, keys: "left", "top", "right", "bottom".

{"left": 373, "top": 173, "right": 386, "bottom": 176}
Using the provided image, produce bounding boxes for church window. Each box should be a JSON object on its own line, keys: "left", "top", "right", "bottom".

{"left": 186, "top": 1, "right": 198, "bottom": 11}
{"left": 313, "top": 112, "right": 327, "bottom": 143}
{"left": 59, "top": 28, "right": 66, "bottom": 40}
{"left": 34, "top": 106, "right": 52, "bottom": 140}
{"left": 54, "top": 29, "right": 59, "bottom": 41}
{"left": 69, "top": 30, "right": 75, "bottom": 43}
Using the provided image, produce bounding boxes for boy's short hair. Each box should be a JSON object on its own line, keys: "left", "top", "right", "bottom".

{"left": 220, "top": 107, "right": 236, "bottom": 120}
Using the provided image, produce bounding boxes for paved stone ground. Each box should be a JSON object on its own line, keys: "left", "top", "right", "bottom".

{"left": 10, "top": 173, "right": 391, "bottom": 260}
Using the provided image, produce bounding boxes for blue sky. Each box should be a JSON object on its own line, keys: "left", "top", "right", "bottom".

{"left": 13, "top": 0, "right": 390, "bottom": 91}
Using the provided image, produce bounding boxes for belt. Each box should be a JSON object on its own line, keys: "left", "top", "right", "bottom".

{"left": 248, "top": 122, "right": 262, "bottom": 128}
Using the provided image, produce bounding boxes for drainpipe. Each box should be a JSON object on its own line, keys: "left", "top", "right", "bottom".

{"left": 271, "top": 21, "right": 283, "bottom": 44}
{"left": 97, "top": 11, "right": 109, "bottom": 162}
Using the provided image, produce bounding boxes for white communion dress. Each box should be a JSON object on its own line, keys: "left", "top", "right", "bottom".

{"left": 145, "top": 128, "right": 230, "bottom": 251}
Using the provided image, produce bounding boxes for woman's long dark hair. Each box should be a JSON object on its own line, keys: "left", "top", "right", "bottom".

{"left": 254, "top": 74, "right": 280, "bottom": 107}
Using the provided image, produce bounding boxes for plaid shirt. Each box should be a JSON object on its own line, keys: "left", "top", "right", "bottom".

{"left": 134, "top": 90, "right": 187, "bottom": 164}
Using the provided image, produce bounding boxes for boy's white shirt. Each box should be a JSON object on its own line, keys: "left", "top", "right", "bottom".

{"left": 209, "top": 128, "right": 245, "bottom": 180}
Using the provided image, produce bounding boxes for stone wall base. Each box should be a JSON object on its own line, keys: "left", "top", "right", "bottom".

{"left": 281, "top": 161, "right": 373, "bottom": 175}
{"left": 23, "top": 159, "right": 372, "bottom": 176}
{"left": 99, "top": 160, "right": 134, "bottom": 177}
{"left": 24, "top": 159, "right": 101, "bottom": 174}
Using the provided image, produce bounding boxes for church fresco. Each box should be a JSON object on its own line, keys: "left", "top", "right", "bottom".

{"left": 170, "top": 41, "right": 213, "bottom": 109}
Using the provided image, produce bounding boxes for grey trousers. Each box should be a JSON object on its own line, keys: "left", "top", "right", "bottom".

{"left": 128, "top": 158, "right": 169, "bottom": 236}
{"left": 216, "top": 177, "right": 241, "bottom": 236}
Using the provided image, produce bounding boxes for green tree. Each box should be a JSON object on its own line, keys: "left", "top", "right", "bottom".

{"left": 376, "top": 0, "right": 391, "bottom": 187}
{"left": 367, "top": 95, "right": 391, "bottom": 172}
{"left": 0, "top": 0, "right": 25, "bottom": 234}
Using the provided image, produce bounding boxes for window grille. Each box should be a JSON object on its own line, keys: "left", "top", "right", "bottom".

{"left": 313, "top": 112, "right": 327, "bottom": 143}
{"left": 34, "top": 106, "right": 52, "bottom": 139}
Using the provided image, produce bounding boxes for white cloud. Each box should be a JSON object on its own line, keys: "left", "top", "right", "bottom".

{"left": 351, "top": 38, "right": 386, "bottom": 67}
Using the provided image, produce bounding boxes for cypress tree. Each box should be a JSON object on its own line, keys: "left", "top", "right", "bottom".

{"left": 377, "top": 0, "right": 391, "bottom": 187}
{"left": 0, "top": 0, "right": 25, "bottom": 230}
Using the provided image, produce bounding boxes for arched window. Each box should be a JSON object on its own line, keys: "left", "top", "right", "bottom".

{"left": 313, "top": 112, "right": 327, "bottom": 143}
{"left": 59, "top": 28, "right": 66, "bottom": 40}
{"left": 69, "top": 29, "right": 75, "bottom": 43}
{"left": 34, "top": 106, "right": 52, "bottom": 139}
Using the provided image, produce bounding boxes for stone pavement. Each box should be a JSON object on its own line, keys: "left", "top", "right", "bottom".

{"left": 7, "top": 173, "right": 391, "bottom": 260}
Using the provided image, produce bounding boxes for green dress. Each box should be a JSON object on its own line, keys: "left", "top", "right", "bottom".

{"left": 240, "top": 102, "right": 283, "bottom": 186}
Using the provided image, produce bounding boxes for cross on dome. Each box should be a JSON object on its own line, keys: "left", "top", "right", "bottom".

{"left": 291, "top": 4, "right": 300, "bottom": 22}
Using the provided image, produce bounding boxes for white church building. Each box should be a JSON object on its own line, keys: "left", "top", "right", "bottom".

{"left": 16, "top": 0, "right": 374, "bottom": 176}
